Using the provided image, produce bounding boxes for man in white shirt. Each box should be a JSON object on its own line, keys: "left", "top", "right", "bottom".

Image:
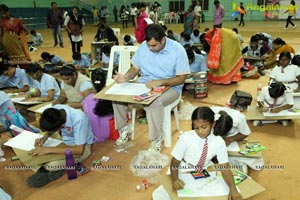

{"left": 194, "top": 1, "right": 202, "bottom": 23}
{"left": 130, "top": 3, "right": 137, "bottom": 26}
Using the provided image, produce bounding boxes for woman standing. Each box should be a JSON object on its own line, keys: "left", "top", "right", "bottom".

{"left": 204, "top": 28, "right": 244, "bottom": 84}
{"left": 120, "top": 5, "right": 129, "bottom": 28}
{"left": 0, "top": 4, "right": 31, "bottom": 63}
{"left": 283, "top": 0, "right": 296, "bottom": 29}
{"left": 183, "top": 6, "right": 197, "bottom": 36}
{"left": 64, "top": 6, "right": 85, "bottom": 53}
{"left": 134, "top": 3, "right": 147, "bottom": 43}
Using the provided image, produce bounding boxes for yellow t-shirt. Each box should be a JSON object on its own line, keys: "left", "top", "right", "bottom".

{"left": 288, "top": 5, "right": 296, "bottom": 16}
{"left": 92, "top": 9, "right": 98, "bottom": 17}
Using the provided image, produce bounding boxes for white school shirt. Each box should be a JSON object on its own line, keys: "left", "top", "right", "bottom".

{"left": 122, "top": 35, "right": 137, "bottom": 45}
{"left": 171, "top": 130, "right": 228, "bottom": 172}
{"left": 258, "top": 86, "right": 294, "bottom": 108}
{"left": 35, "top": 73, "right": 60, "bottom": 100}
{"left": 190, "top": 33, "right": 201, "bottom": 44}
{"left": 211, "top": 106, "right": 251, "bottom": 137}
{"left": 269, "top": 64, "right": 300, "bottom": 92}
{"left": 52, "top": 104, "right": 94, "bottom": 145}
{"left": 32, "top": 33, "right": 43, "bottom": 46}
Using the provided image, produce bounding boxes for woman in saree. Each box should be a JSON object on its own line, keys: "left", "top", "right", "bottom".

{"left": 183, "top": 6, "right": 197, "bottom": 36}
{"left": 261, "top": 37, "right": 295, "bottom": 70}
{"left": 204, "top": 28, "right": 244, "bottom": 84}
{"left": 0, "top": 4, "right": 31, "bottom": 63}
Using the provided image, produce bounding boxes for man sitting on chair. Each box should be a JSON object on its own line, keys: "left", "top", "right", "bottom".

{"left": 112, "top": 24, "right": 190, "bottom": 152}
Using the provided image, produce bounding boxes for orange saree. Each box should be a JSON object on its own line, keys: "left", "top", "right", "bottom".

{"left": 205, "top": 28, "right": 244, "bottom": 84}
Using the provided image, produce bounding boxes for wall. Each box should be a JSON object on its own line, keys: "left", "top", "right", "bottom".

{"left": 2, "top": 0, "right": 292, "bottom": 25}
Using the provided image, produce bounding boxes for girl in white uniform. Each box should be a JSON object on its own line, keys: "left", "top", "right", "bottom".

{"left": 269, "top": 51, "right": 300, "bottom": 92}
{"left": 152, "top": 107, "right": 242, "bottom": 200}
{"left": 212, "top": 106, "right": 264, "bottom": 174}
{"left": 257, "top": 82, "right": 293, "bottom": 127}
{"left": 258, "top": 82, "right": 293, "bottom": 113}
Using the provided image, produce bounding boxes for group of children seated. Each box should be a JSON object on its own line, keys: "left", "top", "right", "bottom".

{"left": 0, "top": 42, "right": 264, "bottom": 193}
{"left": 0, "top": 23, "right": 299, "bottom": 199}
{"left": 0, "top": 61, "right": 116, "bottom": 187}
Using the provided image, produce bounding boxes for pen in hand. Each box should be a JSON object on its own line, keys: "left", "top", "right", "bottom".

{"left": 113, "top": 71, "right": 126, "bottom": 83}
{"left": 34, "top": 135, "right": 47, "bottom": 147}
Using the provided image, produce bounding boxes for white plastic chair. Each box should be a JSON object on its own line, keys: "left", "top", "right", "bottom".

{"left": 106, "top": 45, "right": 139, "bottom": 86}
{"left": 158, "top": 20, "right": 164, "bottom": 25}
{"left": 174, "top": 13, "right": 180, "bottom": 24}
{"left": 131, "top": 94, "right": 181, "bottom": 147}
{"left": 163, "top": 13, "right": 170, "bottom": 24}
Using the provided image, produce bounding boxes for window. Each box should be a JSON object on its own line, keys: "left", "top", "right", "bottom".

{"left": 257, "top": 0, "right": 273, "bottom": 6}
{"left": 169, "top": 1, "right": 185, "bottom": 12}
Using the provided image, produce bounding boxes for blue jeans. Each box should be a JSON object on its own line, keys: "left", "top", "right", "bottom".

{"left": 51, "top": 25, "right": 63, "bottom": 45}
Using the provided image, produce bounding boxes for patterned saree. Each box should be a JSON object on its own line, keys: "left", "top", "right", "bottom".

{"left": 205, "top": 28, "right": 244, "bottom": 84}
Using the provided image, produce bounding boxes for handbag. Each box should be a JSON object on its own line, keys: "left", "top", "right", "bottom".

{"left": 109, "top": 117, "right": 119, "bottom": 141}
{"left": 230, "top": 90, "right": 253, "bottom": 111}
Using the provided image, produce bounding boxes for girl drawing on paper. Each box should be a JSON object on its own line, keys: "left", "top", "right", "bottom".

{"left": 152, "top": 107, "right": 242, "bottom": 200}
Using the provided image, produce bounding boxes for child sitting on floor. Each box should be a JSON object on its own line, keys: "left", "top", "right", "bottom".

{"left": 258, "top": 82, "right": 293, "bottom": 113}
{"left": 40, "top": 52, "right": 67, "bottom": 73}
{"left": 101, "top": 45, "right": 119, "bottom": 68}
{"left": 30, "top": 29, "right": 43, "bottom": 47}
{"left": 72, "top": 52, "right": 91, "bottom": 68}
{"left": 211, "top": 106, "right": 264, "bottom": 174}
{"left": 152, "top": 106, "right": 242, "bottom": 200}
{"left": 257, "top": 82, "right": 293, "bottom": 126}
{"left": 82, "top": 68, "right": 114, "bottom": 142}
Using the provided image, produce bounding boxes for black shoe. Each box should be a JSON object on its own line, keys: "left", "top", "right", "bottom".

{"left": 60, "top": 44, "right": 64, "bottom": 48}
{"left": 27, "top": 169, "right": 64, "bottom": 188}
{"left": 53, "top": 43, "right": 58, "bottom": 47}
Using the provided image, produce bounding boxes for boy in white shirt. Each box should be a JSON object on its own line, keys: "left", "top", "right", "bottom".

{"left": 30, "top": 30, "right": 43, "bottom": 47}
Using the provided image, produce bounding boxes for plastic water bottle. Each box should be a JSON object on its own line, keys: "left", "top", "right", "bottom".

{"left": 225, "top": 99, "right": 231, "bottom": 108}
{"left": 136, "top": 179, "right": 151, "bottom": 190}
{"left": 65, "top": 149, "right": 77, "bottom": 180}
{"left": 257, "top": 84, "right": 262, "bottom": 97}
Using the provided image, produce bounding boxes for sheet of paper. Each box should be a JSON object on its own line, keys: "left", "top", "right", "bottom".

{"left": 144, "top": 18, "right": 154, "bottom": 24}
{"left": 11, "top": 97, "right": 40, "bottom": 105}
{"left": 105, "top": 83, "right": 151, "bottom": 95}
{"left": 177, "top": 172, "right": 231, "bottom": 197}
{"left": 263, "top": 109, "right": 300, "bottom": 117}
{"left": 4, "top": 130, "right": 62, "bottom": 151}
{"left": 35, "top": 103, "right": 52, "bottom": 114}
{"left": 227, "top": 141, "right": 240, "bottom": 151}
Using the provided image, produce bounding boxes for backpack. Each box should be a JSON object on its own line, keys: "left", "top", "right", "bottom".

{"left": 229, "top": 90, "right": 253, "bottom": 111}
